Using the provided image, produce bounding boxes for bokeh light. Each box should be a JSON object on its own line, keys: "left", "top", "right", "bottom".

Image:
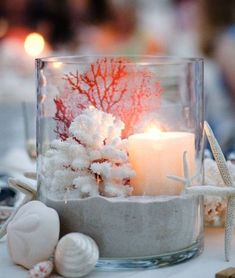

{"left": 24, "top": 32, "right": 45, "bottom": 57}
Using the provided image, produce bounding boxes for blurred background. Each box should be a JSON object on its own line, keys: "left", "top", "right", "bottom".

{"left": 0, "top": 0, "right": 234, "bottom": 181}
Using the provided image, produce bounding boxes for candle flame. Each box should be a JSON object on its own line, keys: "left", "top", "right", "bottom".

{"left": 24, "top": 32, "right": 45, "bottom": 57}
{"left": 146, "top": 127, "right": 162, "bottom": 137}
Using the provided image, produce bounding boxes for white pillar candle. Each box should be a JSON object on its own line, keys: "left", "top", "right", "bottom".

{"left": 128, "top": 130, "right": 195, "bottom": 195}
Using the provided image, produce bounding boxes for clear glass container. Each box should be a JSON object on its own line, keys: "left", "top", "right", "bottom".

{"left": 36, "top": 56, "right": 204, "bottom": 269}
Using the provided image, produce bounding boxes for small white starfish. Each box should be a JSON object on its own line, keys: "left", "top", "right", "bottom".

{"left": 0, "top": 174, "right": 37, "bottom": 239}
{"left": 170, "top": 121, "right": 235, "bottom": 261}
{"left": 167, "top": 151, "right": 199, "bottom": 192}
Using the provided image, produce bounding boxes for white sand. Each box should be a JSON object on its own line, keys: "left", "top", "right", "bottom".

{"left": 46, "top": 195, "right": 203, "bottom": 258}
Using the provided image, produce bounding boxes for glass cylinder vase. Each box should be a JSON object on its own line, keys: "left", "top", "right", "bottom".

{"left": 36, "top": 56, "right": 204, "bottom": 269}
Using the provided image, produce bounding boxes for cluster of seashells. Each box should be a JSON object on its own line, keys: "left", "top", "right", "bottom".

{"left": 6, "top": 201, "right": 99, "bottom": 278}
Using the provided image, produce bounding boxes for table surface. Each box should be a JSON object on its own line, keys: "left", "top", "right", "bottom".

{"left": 0, "top": 228, "right": 235, "bottom": 278}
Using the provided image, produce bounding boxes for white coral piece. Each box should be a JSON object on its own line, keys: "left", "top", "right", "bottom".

{"left": 73, "top": 175, "right": 98, "bottom": 198}
{"left": 103, "top": 182, "right": 133, "bottom": 197}
{"left": 91, "top": 161, "right": 113, "bottom": 179}
{"left": 41, "top": 107, "right": 135, "bottom": 199}
{"left": 100, "top": 145, "right": 128, "bottom": 163}
{"left": 51, "top": 169, "right": 78, "bottom": 193}
{"left": 69, "top": 108, "right": 123, "bottom": 149}
{"left": 204, "top": 158, "right": 226, "bottom": 186}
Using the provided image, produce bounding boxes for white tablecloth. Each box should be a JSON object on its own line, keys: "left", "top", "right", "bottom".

{"left": 0, "top": 228, "right": 235, "bottom": 278}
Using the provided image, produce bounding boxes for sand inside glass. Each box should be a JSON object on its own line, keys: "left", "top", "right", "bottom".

{"left": 46, "top": 195, "right": 202, "bottom": 258}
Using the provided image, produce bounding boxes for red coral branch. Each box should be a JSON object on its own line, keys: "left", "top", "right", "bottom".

{"left": 53, "top": 97, "right": 73, "bottom": 140}
{"left": 53, "top": 57, "right": 163, "bottom": 140}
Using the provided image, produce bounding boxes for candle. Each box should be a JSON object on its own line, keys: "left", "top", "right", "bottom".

{"left": 128, "top": 129, "right": 195, "bottom": 195}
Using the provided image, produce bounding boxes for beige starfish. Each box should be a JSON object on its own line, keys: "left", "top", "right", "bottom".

{"left": 171, "top": 121, "right": 234, "bottom": 261}
{"left": 204, "top": 122, "right": 234, "bottom": 261}
{"left": 0, "top": 174, "right": 37, "bottom": 239}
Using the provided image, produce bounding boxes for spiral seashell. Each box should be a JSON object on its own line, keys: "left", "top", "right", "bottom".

{"left": 29, "top": 260, "right": 53, "bottom": 278}
{"left": 54, "top": 233, "right": 99, "bottom": 278}
{"left": 7, "top": 201, "right": 60, "bottom": 269}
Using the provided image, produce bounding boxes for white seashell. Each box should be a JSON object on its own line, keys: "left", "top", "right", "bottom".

{"left": 7, "top": 200, "right": 60, "bottom": 269}
{"left": 29, "top": 260, "right": 53, "bottom": 278}
{"left": 54, "top": 233, "right": 99, "bottom": 278}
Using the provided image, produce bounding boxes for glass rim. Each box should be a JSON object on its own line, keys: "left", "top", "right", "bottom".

{"left": 36, "top": 55, "right": 203, "bottom": 65}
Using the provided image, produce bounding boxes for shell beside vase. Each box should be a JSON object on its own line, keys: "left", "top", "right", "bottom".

{"left": 7, "top": 201, "right": 60, "bottom": 269}
{"left": 54, "top": 233, "right": 99, "bottom": 278}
